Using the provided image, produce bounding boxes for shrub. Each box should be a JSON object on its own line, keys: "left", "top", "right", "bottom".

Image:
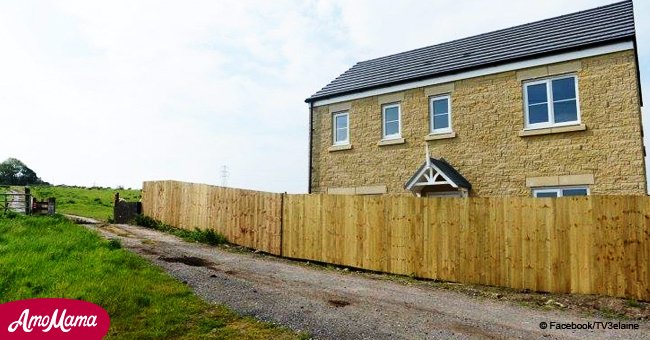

{"left": 107, "top": 238, "right": 122, "bottom": 250}
{"left": 194, "top": 229, "right": 227, "bottom": 246}
{"left": 134, "top": 214, "right": 159, "bottom": 229}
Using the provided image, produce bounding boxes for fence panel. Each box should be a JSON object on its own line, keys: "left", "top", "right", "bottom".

{"left": 142, "top": 180, "right": 282, "bottom": 255}
{"left": 281, "top": 194, "right": 650, "bottom": 301}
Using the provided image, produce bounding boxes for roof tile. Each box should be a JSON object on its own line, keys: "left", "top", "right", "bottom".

{"left": 307, "top": 0, "right": 635, "bottom": 102}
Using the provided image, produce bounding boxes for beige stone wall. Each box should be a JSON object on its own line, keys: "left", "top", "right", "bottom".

{"left": 310, "top": 50, "right": 647, "bottom": 196}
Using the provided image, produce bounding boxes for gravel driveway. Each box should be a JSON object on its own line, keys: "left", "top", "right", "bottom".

{"left": 85, "top": 221, "right": 650, "bottom": 339}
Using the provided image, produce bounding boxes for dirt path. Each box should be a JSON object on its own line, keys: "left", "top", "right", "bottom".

{"left": 87, "top": 222, "right": 650, "bottom": 339}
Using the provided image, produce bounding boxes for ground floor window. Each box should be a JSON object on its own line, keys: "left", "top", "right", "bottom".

{"left": 532, "top": 186, "right": 589, "bottom": 198}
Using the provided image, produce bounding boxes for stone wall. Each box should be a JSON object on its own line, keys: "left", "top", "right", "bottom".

{"left": 310, "top": 50, "right": 646, "bottom": 196}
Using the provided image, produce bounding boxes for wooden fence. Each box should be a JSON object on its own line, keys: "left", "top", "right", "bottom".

{"left": 142, "top": 181, "right": 282, "bottom": 255}
{"left": 141, "top": 180, "right": 650, "bottom": 301}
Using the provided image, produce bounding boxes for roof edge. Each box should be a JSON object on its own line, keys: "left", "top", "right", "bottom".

{"left": 305, "top": 38, "right": 635, "bottom": 104}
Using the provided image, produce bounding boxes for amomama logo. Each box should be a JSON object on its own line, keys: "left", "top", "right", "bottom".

{"left": 0, "top": 298, "right": 110, "bottom": 339}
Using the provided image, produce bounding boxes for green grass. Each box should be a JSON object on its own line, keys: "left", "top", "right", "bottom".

{"left": 28, "top": 185, "right": 140, "bottom": 221}
{"left": 0, "top": 214, "right": 301, "bottom": 339}
{"left": 134, "top": 214, "right": 228, "bottom": 246}
{"left": 626, "top": 299, "right": 642, "bottom": 308}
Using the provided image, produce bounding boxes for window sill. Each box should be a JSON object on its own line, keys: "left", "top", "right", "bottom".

{"left": 425, "top": 131, "right": 456, "bottom": 141}
{"left": 328, "top": 144, "right": 352, "bottom": 152}
{"left": 519, "top": 124, "right": 586, "bottom": 137}
{"left": 377, "top": 138, "right": 405, "bottom": 146}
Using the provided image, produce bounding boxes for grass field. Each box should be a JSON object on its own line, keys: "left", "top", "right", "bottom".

{"left": 28, "top": 185, "right": 140, "bottom": 221}
{"left": 0, "top": 213, "right": 300, "bottom": 339}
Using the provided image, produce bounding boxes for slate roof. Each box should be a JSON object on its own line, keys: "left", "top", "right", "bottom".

{"left": 306, "top": 0, "right": 636, "bottom": 103}
{"left": 404, "top": 158, "right": 471, "bottom": 190}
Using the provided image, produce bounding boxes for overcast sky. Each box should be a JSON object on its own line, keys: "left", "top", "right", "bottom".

{"left": 1, "top": 0, "right": 648, "bottom": 192}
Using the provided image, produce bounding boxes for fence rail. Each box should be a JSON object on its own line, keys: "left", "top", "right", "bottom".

{"left": 141, "top": 180, "right": 650, "bottom": 301}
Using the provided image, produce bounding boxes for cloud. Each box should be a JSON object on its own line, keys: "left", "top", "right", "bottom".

{"left": 0, "top": 0, "right": 647, "bottom": 193}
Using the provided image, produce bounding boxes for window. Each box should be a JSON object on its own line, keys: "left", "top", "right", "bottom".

{"left": 430, "top": 95, "right": 451, "bottom": 133}
{"left": 382, "top": 103, "right": 401, "bottom": 139}
{"left": 533, "top": 186, "right": 589, "bottom": 198}
{"left": 524, "top": 75, "right": 580, "bottom": 129}
{"left": 332, "top": 111, "right": 349, "bottom": 145}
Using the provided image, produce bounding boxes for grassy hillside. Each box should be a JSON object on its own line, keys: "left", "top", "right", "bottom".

{"left": 0, "top": 214, "right": 300, "bottom": 339}
{"left": 29, "top": 186, "right": 140, "bottom": 221}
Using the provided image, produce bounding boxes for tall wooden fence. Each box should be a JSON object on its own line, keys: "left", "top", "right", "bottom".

{"left": 142, "top": 181, "right": 282, "bottom": 255}
{"left": 142, "top": 180, "right": 650, "bottom": 301}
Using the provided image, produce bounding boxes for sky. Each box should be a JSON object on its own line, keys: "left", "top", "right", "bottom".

{"left": 1, "top": 0, "right": 648, "bottom": 193}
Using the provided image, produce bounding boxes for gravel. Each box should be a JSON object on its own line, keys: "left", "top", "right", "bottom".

{"left": 88, "top": 222, "right": 650, "bottom": 340}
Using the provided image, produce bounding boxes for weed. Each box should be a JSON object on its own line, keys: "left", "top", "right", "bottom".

{"left": 2, "top": 211, "right": 19, "bottom": 219}
{"left": 599, "top": 307, "right": 626, "bottom": 319}
{"left": 107, "top": 238, "right": 122, "bottom": 250}
{"left": 134, "top": 214, "right": 158, "bottom": 229}
{"left": 134, "top": 215, "right": 228, "bottom": 247}
{"left": 193, "top": 228, "right": 227, "bottom": 246}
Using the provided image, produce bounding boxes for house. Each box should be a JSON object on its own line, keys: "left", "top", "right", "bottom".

{"left": 305, "top": 0, "right": 646, "bottom": 197}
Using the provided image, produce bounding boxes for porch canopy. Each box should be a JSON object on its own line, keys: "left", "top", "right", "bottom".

{"left": 404, "top": 157, "right": 471, "bottom": 197}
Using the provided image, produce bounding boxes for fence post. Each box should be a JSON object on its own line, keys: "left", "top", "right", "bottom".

{"left": 47, "top": 198, "right": 56, "bottom": 215}
{"left": 113, "top": 193, "right": 119, "bottom": 223}
{"left": 279, "top": 192, "right": 285, "bottom": 257}
{"left": 24, "top": 187, "right": 31, "bottom": 215}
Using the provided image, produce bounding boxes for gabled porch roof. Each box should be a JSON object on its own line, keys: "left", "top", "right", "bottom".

{"left": 404, "top": 157, "right": 471, "bottom": 192}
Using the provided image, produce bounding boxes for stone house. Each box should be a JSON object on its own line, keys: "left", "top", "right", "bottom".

{"left": 305, "top": 0, "right": 646, "bottom": 197}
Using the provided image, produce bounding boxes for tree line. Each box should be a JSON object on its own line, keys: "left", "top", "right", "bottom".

{"left": 0, "top": 158, "right": 48, "bottom": 185}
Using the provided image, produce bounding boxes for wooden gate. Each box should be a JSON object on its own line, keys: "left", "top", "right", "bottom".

{"left": 1, "top": 190, "right": 31, "bottom": 214}
{"left": 0, "top": 187, "right": 55, "bottom": 215}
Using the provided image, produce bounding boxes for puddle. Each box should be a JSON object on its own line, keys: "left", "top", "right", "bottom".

{"left": 328, "top": 299, "right": 350, "bottom": 308}
{"left": 159, "top": 256, "right": 214, "bottom": 267}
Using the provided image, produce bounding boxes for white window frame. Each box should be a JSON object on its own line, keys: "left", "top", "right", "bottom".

{"left": 332, "top": 111, "right": 349, "bottom": 146}
{"left": 532, "top": 186, "right": 590, "bottom": 198}
{"left": 429, "top": 94, "right": 452, "bottom": 134}
{"left": 382, "top": 103, "right": 401, "bottom": 140}
{"left": 523, "top": 74, "right": 581, "bottom": 130}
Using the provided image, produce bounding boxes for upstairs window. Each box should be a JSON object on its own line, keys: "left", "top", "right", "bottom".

{"left": 382, "top": 103, "right": 401, "bottom": 139}
{"left": 430, "top": 95, "right": 451, "bottom": 133}
{"left": 524, "top": 75, "right": 580, "bottom": 129}
{"left": 533, "top": 186, "right": 589, "bottom": 198}
{"left": 332, "top": 111, "right": 349, "bottom": 145}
